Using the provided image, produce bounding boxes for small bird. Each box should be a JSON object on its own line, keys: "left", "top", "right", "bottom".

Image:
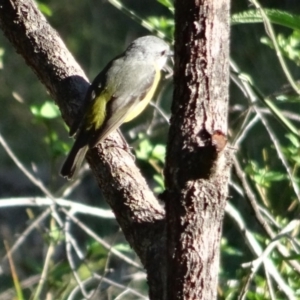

{"left": 60, "top": 35, "right": 172, "bottom": 180}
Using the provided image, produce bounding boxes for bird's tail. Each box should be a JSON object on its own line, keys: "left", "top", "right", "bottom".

{"left": 60, "top": 135, "right": 89, "bottom": 180}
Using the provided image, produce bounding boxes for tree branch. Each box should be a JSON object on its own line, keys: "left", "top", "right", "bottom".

{"left": 0, "top": 0, "right": 166, "bottom": 297}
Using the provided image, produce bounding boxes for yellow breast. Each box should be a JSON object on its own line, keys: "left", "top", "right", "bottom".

{"left": 124, "top": 67, "right": 161, "bottom": 123}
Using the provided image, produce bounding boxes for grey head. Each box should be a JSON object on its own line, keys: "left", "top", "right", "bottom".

{"left": 124, "top": 35, "right": 172, "bottom": 70}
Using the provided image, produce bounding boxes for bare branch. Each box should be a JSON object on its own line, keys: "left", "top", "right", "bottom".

{"left": 0, "top": 2, "right": 167, "bottom": 296}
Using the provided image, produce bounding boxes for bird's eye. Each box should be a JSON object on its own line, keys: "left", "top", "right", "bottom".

{"left": 161, "top": 50, "right": 166, "bottom": 56}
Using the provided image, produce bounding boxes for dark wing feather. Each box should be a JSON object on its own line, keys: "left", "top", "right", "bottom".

{"left": 69, "top": 54, "right": 123, "bottom": 137}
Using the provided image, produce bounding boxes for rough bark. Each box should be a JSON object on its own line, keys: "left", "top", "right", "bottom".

{"left": 0, "top": 0, "right": 165, "bottom": 298}
{"left": 164, "top": 0, "right": 231, "bottom": 299}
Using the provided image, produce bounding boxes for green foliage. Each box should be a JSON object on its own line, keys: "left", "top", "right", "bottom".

{"left": 147, "top": 16, "right": 174, "bottom": 40}
{"left": 282, "top": 134, "right": 300, "bottom": 173}
{"left": 245, "top": 161, "right": 286, "bottom": 188}
{"left": 135, "top": 136, "right": 166, "bottom": 193}
{"left": 135, "top": 137, "right": 166, "bottom": 164}
{"left": 30, "top": 101, "right": 60, "bottom": 119}
{"left": 232, "top": 9, "right": 300, "bottom": 31}
{"left": 261, "top": 30, "right": 300, "bottom": 67}
{"left": 30, "top": 101, "right": 69, "bottom": 158}
{"left": 227, "top": 3, "right": 300, "bottom": 299}
{"left": 113, "top": 242, "right": 132, "bottom": 253}
{"left": 149, "top": 0, "right": 175, "bottom": 39}
{"left": 36, "top": 1, "right": 53, "bottom": 17}
{"left": 157, "top": 0, "right": 174, "bottom": 11}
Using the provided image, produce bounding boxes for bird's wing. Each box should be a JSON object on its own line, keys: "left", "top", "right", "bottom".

{"left": 68, "top": 55, "right": 122, "bottom": 137}
{"left": 69, "top": 84, "right": 97, "bottom": 137}
{"left": 89, "top": 64, "right": 156, "bottom": 148}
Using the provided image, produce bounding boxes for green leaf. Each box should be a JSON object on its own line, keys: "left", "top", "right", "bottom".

{"left": 152, "top": 144, "right": 166, "bottom": 163}
{"left": 261, "top": 30, "right": 300, "bottom": 66}
{"left": 245, "top": 161, "right": 286, "bottom": 187}
{"left": 282, "top": 254, "right": 300, "bottom": 260}
{"left": 286, "top": 133, "right": 300, "bottom": 148}
{"left": 113, "top": 243, "right": 133, "bottom": 253}
{"left": 262, "top": 171, "right": 285, "bottom": 182}
{"left": 37, "top": 2, "right": 53, "bottom": 17}
{"left": 49, "top": 226, "right": 64, "bottom": 243}
{"left": 232, "top": 9, "right": 300, "bottom": 31}
{"left": 86, "top": 241, "right": 108, "bottom": 258}
{"left": 153, "top": 174, "right": 165, "bottom": 193}
{"left": 135, "top": 139, "right": 153, "bottom": 160}
{"left": 30, "top": 101, "right": 60, "bottom": 119}
{"left": 157, "top": 0, "right": 174, "bottom": 11}
{"left": 40, "top": 102, "right": 60, "bottom": 118}
{"left": 147, "top": 16, "right": 174, "bottom": 39}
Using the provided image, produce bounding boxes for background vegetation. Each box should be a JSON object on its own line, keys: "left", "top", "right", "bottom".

{"left": 0, "top": 0, "right": 300, "bottom": 299}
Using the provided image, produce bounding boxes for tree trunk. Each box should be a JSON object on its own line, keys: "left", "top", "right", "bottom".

{"left": 164, "top": 0, "right": 231, "bottom": 299}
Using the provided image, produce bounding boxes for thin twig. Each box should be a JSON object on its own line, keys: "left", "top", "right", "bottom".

{"left": 62, "top": 208, "right": 142, "bottom": 269}
{"left": 233, "top": 157, "right": 275, "bottom": 237}
{"left": 3, "top": 241, "right": 24, "bottom": 300}
{"left": 265, "top": 268, "right": 276, "bottom": 300}
{"left": 0, "top": 197, "right": 114, "bottom": 218}
{"left": 64, "top": 216, "right": 92, "bottom": 299}
{"left": 232, "top": 113, "right": 259, "bottom": 147}
{"left": 67, "top": 274, "right": 148, "bottom": 300}
{"left": 226, "top": 202, "right": 296, "bottom": 300}
{"left": 249, "top": 0, "right": 300, "bottom": 95}
{"left": 229, "top": 62, "right": 300, "bottom": 203}
{"left": 0, "top": 134, "right": 55, "bottom": 201}
{"left": 32, "top": 222, "right": 56, "bottom": 300}
{"left": 0, "top": 133, "right": 65, "bottom": 227}
{"left": 1, "top": 208, "right": 51, "bottom": 268}
{"left": 242, "top": 220, "right": 300, "bottom": 271}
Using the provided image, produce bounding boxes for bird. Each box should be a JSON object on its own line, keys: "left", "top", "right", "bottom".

{"left": 60, "top": 35, "right": 172, "bottom": 180}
